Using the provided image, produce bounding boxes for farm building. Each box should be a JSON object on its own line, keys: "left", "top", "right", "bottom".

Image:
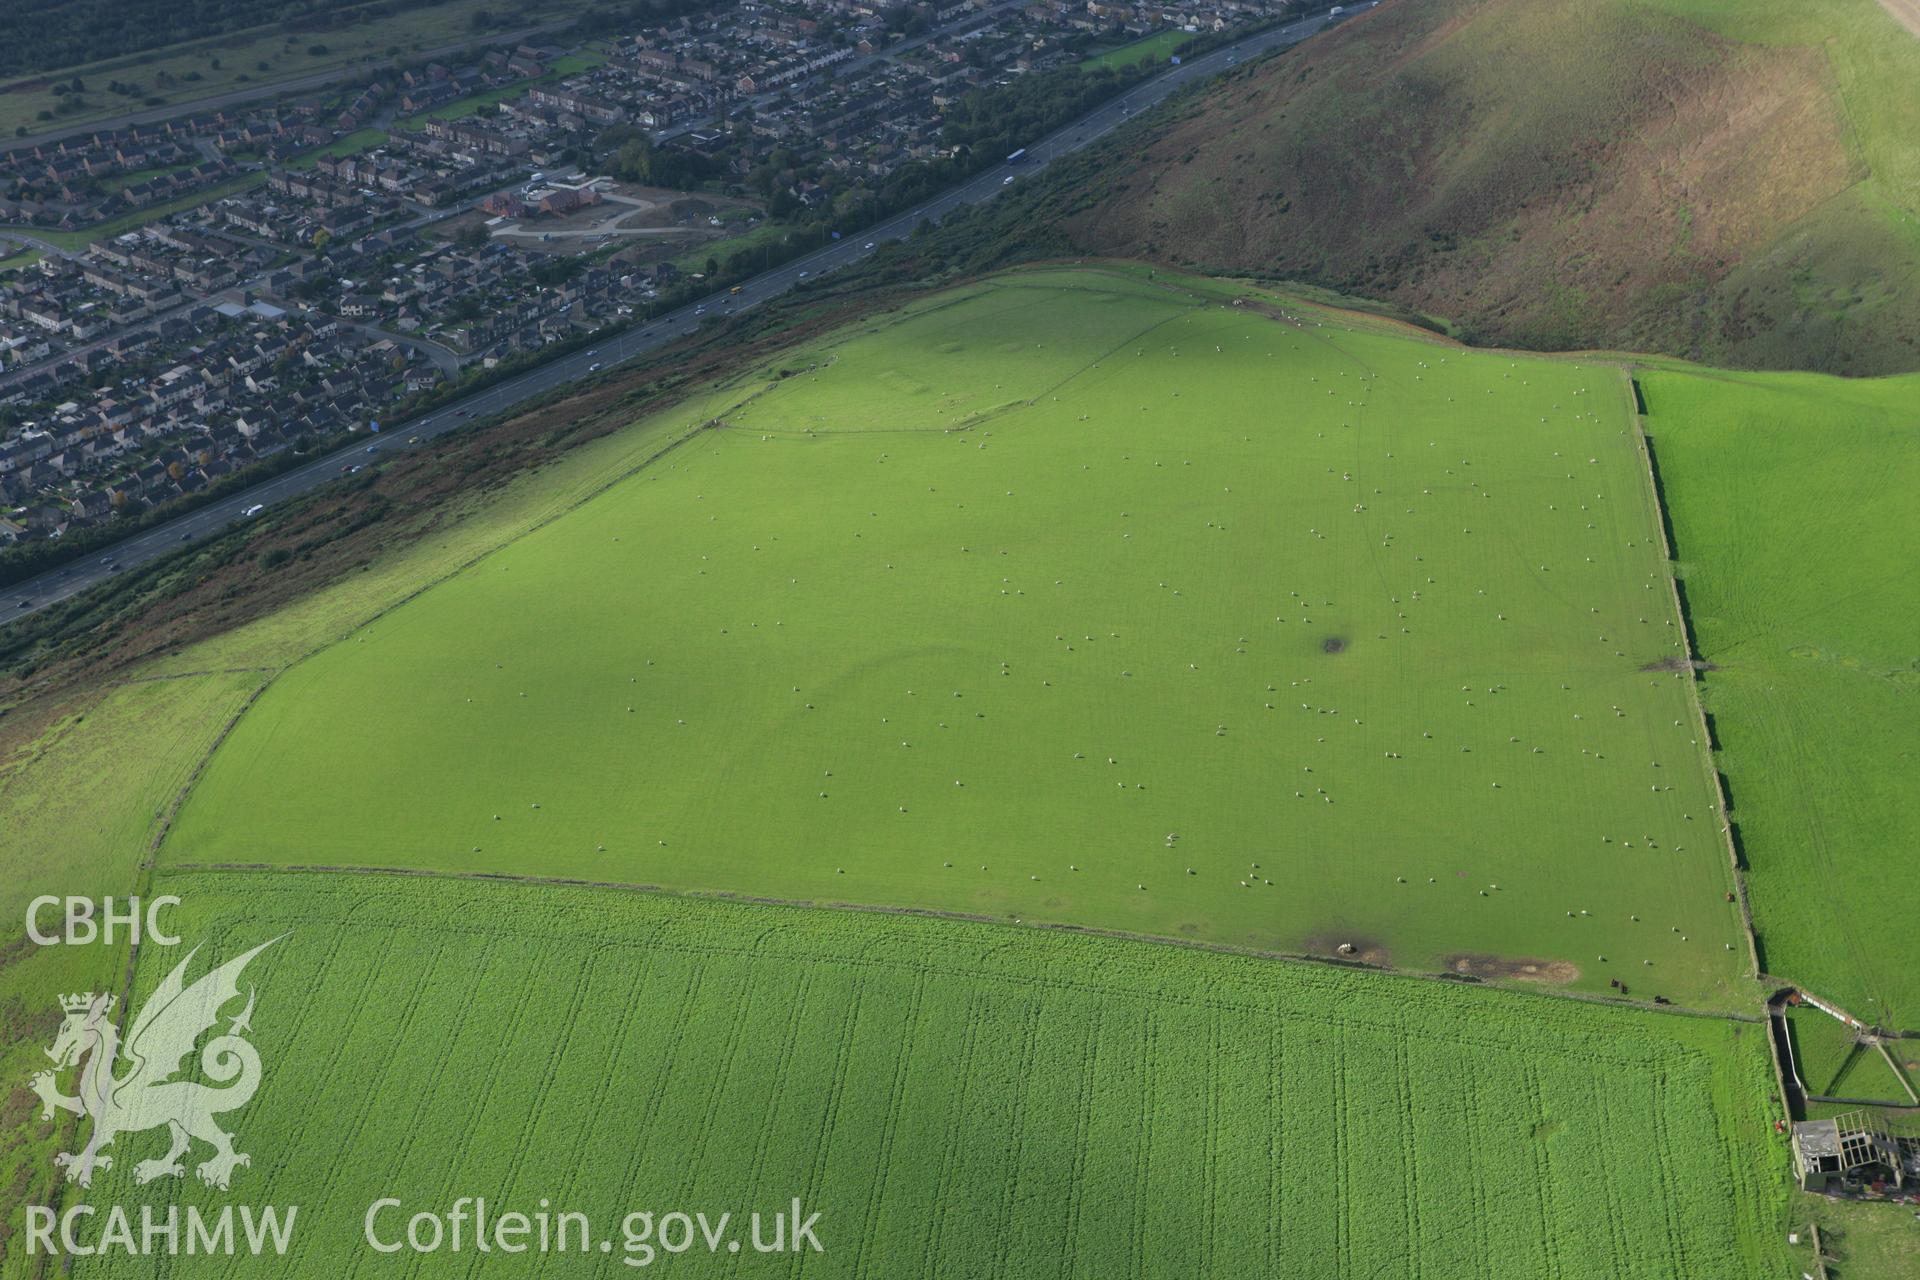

{"left": 1790, "top": 1110, "right": 1920, "bottom": 1194}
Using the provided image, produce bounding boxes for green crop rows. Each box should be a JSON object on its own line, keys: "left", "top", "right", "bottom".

{"left": 161, "top": 268, "right": 1748, "bottom": 1006}
{"left": 71, "top": 871, "right": 1788, "bottom": 1278}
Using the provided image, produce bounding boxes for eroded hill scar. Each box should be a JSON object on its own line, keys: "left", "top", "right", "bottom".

{"left": 1879, "top": 0, "right": 1920, "bottom": 38}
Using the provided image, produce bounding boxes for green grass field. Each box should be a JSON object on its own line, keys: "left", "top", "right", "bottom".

{"left": 1784, "top": 1009, "right": 1867, "bottom": 1098}
{"left": 161, "top": 268, "right": 1748, "bottom": 1006}
{"left": 284, "top": 127, "right": 390, "bottom": 170}
{"left": 665, "top": 219, "right": 797, "bottom": 275}
{"left": 1805, "top": 1194, "right": 1920, "bottom": 1280}
{"left": 1639, "top": 366, "right": 1920, "bottom": 1024}
{"left": 58, "top": 870, "right": 1788, "bottom": 1278}
{"left": 1078, "top": 30, "right": 1190, "bottom": 73}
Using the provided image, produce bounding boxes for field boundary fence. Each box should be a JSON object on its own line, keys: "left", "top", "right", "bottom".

{"left": 155, "top": 858, "right": 1767, "bottom": 1024}
{"left": 1624, "top": 374, "right": 1764, "bottom": 989}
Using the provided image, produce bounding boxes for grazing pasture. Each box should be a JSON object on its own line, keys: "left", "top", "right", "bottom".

{"left": 67, "top": 871, "right": 1790, "bottom": 1279}
{"left": 1639, "top": 367, "right": 1920, "bottom": 1024}
{"left": 161, "top": 268, "right": 1748, "bottom": 1005}
{"left": 1803, "top": 1194, "right": 1920, "bottom": 1280}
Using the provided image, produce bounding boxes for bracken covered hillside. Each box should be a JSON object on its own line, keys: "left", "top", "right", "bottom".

{"left": 1056, "top": 0, "right": 1920, "bottom": 373}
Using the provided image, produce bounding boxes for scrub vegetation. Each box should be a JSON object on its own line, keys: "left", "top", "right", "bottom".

{"left": 1038, "top": 0, "right": 1920, "bottom": 374}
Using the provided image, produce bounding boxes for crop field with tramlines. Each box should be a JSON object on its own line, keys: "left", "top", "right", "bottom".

{"left": 157, "top": 267, "right": 1749, "bottom": 1006}
{"left": 66, "top": 871, "right": 1789, "bottom": 1279}
{"left": 1639, "top": 366, "right": 1920, "bottom": 1024}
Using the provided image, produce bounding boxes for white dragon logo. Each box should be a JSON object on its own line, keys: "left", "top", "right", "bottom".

{"left": 29, "top": 938, "right": 279, "bottom": 1191}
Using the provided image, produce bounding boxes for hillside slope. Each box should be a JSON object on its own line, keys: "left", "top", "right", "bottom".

{"left": 1054, "top": 0, "right": 1920, "bottom": 374}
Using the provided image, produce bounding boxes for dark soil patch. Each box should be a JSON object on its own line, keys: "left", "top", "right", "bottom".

{"left": 1321, "top": 635, "right": 1348, "bottom": 654}
{"left": 1445, "top": 953, "right": 1580, "bottom": 984}
{"left": 1640, "top": 655, "right": 1718, "bottom": 673}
